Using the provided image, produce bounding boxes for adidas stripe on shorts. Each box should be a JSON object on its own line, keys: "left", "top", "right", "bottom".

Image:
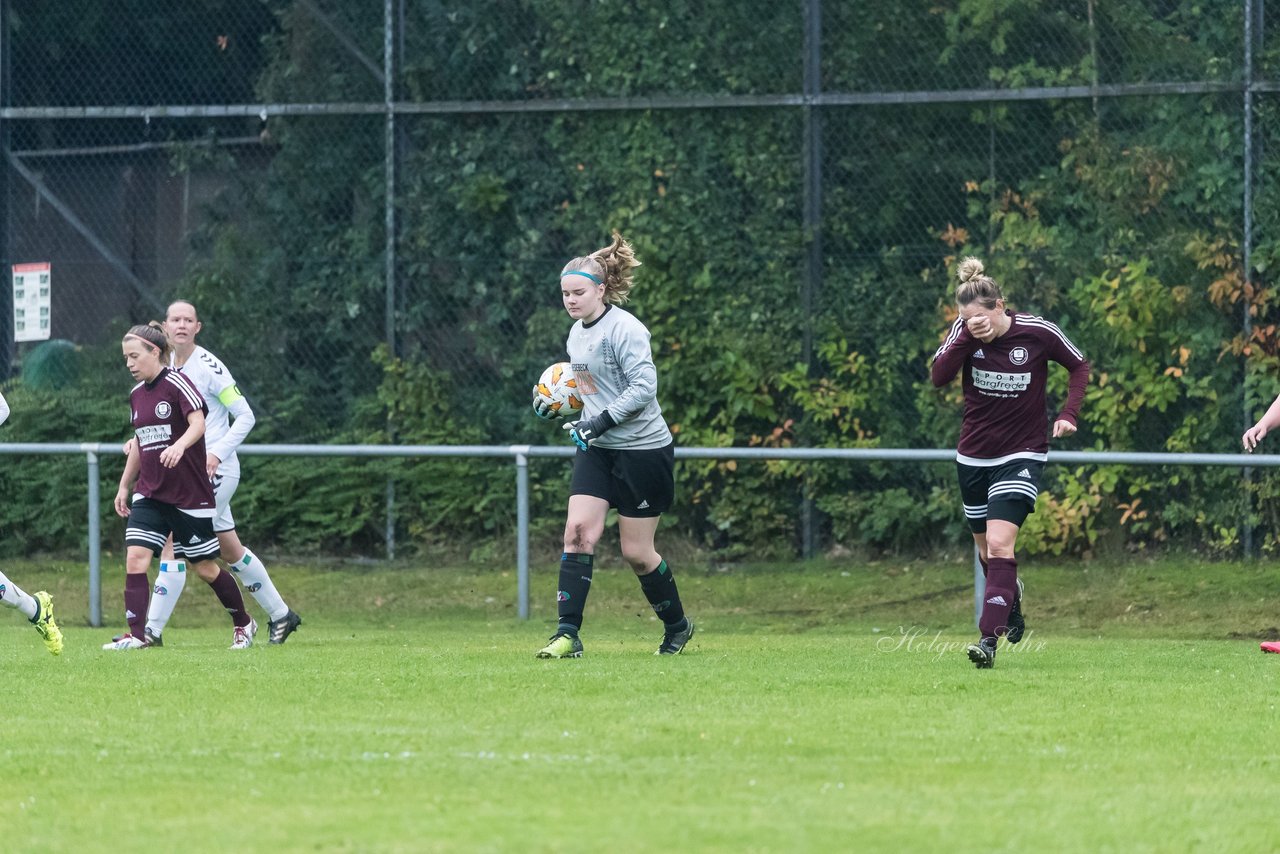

{"left": 956, "top": 458, "right": 1045, "bottom": 533}
{"left": 125, "top": 497, "right": 222, "bottom": 561}
{"left": 569, "top": 442, "right": 675, "bottom": 518}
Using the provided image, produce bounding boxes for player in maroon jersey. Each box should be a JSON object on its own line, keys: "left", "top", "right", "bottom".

{"left": 105, "top": 322, "right": 257, "bottom": 650}
{"left": 931, "top": 257, "right": 1090, "bottom": 668}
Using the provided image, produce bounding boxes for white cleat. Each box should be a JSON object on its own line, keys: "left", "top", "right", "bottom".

{"left": 230, "top": 618, "right": 258, "bottom": 650}
{"left": 103, "top": 634, "right": 148, "bottom": 650}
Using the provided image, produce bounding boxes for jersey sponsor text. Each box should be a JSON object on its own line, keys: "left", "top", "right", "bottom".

{"left": 571, "top": 364, "right": 600, "bottom": 395}
{"left": 135, "top": 424, "right": 173, "bottom": 446}
{"left": 971, "top": 367, "right": 1031, "bottom": 394}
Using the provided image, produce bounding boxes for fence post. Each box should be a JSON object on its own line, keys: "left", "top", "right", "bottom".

{"left": 0, "top": 0, "right": 12, "bottom": 375}
{"left": 1242, "top": 0, "right": 1258, "bottom": 558}
{"left": 973, "top": 545, "right": 984, "bottom": 629}
{"left": 382, "top": 0, "right": 400, "bottom": 562}
{"left": 85, "top": 447, "right": 102, "bottom": 627}
{"left": 385, "top": 480, "right": 396, "bottom": 560}
{"left": 514, "top": 446, "right": 531, "bottom": 620}
{"left": 799, "top": 0, "right": 823, "bottom": 560}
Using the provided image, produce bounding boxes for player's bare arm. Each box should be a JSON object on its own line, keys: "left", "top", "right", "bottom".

{"left": 159, "top": 410, "right": 206, "bottom": 469}
{"left": 115, "top": 442, "right": 141, "bottom": 517}
{"left": 1243, "top": 393, "right": 1280, "bottom": 451}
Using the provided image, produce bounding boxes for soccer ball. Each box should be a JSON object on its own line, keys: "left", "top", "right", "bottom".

{"left": 534, "top": 362, "right": 584, "bottom": 420}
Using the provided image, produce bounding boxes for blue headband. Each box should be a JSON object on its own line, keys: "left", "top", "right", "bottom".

{"left": 561, "top": 270, "right": 603, "bottom": 285}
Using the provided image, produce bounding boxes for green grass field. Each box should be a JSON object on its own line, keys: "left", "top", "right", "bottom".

{"left": 2, "top": 556, "right": 1278, "bottom": 852}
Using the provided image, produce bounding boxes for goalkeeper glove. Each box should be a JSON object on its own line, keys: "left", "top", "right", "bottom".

{"left": 562, "top": 410, "right": 617, "bottom": 450}
{"left": 531, "top": 388, "right": 557, "bottom": 420}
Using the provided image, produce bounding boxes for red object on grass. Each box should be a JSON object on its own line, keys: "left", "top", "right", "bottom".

{"left": 1262, "top": 641, "right": 1280, "bottom": 654}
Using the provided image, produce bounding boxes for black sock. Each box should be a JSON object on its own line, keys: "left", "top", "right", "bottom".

{"left": 638, "top": 559, "right": 686, "bottom": 629}
{"left": 557, "top": 552, "right": 593, "bottom": 634}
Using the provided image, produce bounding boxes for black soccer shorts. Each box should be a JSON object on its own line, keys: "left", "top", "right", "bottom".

{"left": 956, "top": 458, "right": 1045, "bottom": 533}
{"left": 124, "top": 497, "right": 222, "bottom": 561}
{"left": 569, "top": 442, "right": 675, "bottom": 518}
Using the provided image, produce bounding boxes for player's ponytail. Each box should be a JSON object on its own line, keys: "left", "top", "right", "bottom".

{"left": 124, "top": 321, "right": 171, "bottom": 361}
{"left": 955, "top": 256, "right": 1003, "bottom": 309}
{"left": 591, "top": 231, "right": 639, "bottom": 305}
{"left": 561, "top": 231, "right": 641, "bottom": 305}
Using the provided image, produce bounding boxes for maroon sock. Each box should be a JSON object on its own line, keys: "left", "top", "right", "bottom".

{"left": 979, "top": 554, "right": 989, "bottom": 578}
{"left": 125, "top": 573, "right": 150, "bottom": 640}
{"left": 979, "top": 557, "right": 1018, "bottom": 640}
{"left": 206, "top": 568, "right": 251, "bottom": 628}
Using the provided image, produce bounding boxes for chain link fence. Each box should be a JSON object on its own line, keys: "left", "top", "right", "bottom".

{"left": 1, "top": 1, "right": 1276, "bottom": 557}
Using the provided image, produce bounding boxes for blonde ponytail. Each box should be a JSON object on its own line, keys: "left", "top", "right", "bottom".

{"left": 562, "top": 231, "right": 641, "bottom": 305}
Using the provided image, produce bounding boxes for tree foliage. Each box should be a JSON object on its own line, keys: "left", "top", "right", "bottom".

{"left": 5, "top": 0, "right": 1278, "bottom": 557}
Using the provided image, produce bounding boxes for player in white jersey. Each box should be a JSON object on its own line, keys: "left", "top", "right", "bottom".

{"left": 0, "top": 390, "right": 64, "bottom": 655}
{"left": 532, "top": 232, "right": 694, "bottom": 658}
{"left": 138, "top": 300, "right": 302, "bottom": 645}
{"left": 1242, "top": 391, "right": 1280, "bottom": 655}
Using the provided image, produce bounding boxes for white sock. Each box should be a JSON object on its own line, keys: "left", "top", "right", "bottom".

{"left": 0, "top": 569, "right": 38, "bottom": 621}
{"left": 145, "top": 560, "right": 187, "bottom": 635}
{"left": 231, "top": 548, "right": 288, "bottom": 621}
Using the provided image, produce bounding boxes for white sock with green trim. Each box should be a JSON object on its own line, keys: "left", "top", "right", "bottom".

{"left": 231, "top": 548, "right": 288, "bottom": 621}
{"left": 0, "top": 569, "right": 38, "bottom": 620}
{"left": 145, "top": 560, "right": 187, "bottom": 635}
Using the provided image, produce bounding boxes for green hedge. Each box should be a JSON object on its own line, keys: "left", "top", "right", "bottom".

{"left": 6, "top": 1, "right": 1280, "bottom": 558}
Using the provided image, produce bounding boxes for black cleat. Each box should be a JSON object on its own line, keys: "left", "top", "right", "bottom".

{"left": 144, "top": 627, "right": 163, "bottom": 648}
{"left": 1006, "top": 578, "right": 1026, "bottom": 644}
{"left": 967, "top": 637, "right": 997, "bottom": 669}
{"left": 267, "top": 609, "right": 302, "bottom": 645}
{"left": 656, "top": 619, "right": 696, "bottom": 655}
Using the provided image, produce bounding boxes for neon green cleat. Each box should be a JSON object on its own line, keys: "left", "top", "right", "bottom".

{"left": 535, "top": 632, "right": 583, "bottom": 659}
{"left": 32, "top": 591, "right": 64, "bottom": 656}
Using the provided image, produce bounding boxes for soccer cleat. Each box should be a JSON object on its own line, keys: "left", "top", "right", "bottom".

{"left": 1006, "top": 577, "right": 1026, "bottom": 644}
{"left": 1262, "top": 641, "right": 1280, "bottom": 654}
{"left": 967, "top": 637, "right": 997, "bottom": 669}
{"left": 111, "top": 628, "right": 161, "bottom": 647}
{"left": 103, "top": 633, "right": 148, "bottom": 651}
{"left": 267, "top": 609, "right": 303, "bottom": 645}
{"left": 31, "top": 591, "right": 64, "bottom": 656}
{"left": 535, "top": 632, "right": 583, "bottom": 659}
{"left": 230, "top": 618, "right": 258, "bottom": 650}
{"left": 656, "top": 618, "right": 696, "bottom": 655}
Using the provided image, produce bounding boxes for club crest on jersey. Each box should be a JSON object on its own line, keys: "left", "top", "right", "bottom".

{"left": 1009, "top": 346, "right": 1029, "bottom": 365}
{"left": 155, "top": 401, "right": 172, "bottom": 418}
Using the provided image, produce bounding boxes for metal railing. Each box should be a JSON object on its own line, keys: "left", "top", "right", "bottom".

{"left": 2, "top": 442, "right": 1273, "bottom": 627}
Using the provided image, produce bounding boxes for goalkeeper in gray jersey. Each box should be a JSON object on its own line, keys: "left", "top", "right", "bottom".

{"left": 533, "top": 232, "right": 694, "bottom": 658}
